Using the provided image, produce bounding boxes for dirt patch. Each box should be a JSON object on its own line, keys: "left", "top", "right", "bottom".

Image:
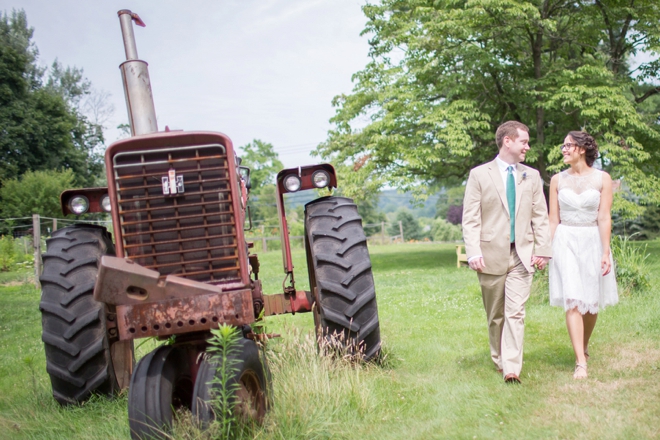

{"left": 608, "top": 345, "right": 660, "bottom": 372}
{"left": 0, "top": 281, "right": 27, "bottom": 287}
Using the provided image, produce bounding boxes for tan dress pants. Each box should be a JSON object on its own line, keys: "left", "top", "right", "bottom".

{"left": 477, "top": 247, "right": 533, "bottom": 377}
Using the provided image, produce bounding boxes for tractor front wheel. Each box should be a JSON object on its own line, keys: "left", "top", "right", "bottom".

{"left": 191, "top": 338, "right": 269, "bottom": 429}
{"left": 304, "top": 196, "right": 381, "bottom": 361}
{"left": 128, "top": 346, "right": 193, "bottom": 439}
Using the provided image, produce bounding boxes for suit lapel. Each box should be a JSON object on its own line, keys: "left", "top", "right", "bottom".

{"left": 515, "top": 165, "right": 523, "bottom": 218}
{"left": 487, "top": 161, "right": 509, "bottom": 217}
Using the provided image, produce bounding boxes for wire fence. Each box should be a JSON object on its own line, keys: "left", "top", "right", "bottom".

{"left": 0, "top": 214, "right": 462, "bottom": 286}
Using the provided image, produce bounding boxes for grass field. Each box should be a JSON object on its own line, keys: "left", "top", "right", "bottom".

{"left": 1, "top": 242, "right": 659, "bottom": 439}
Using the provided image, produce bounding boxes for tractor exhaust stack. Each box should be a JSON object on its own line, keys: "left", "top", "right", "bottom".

{"left": 117, "top": 10, "right": 158, "bottom": 136}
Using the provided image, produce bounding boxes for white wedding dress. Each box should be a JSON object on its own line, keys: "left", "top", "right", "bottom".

{"left": 548, "top": 169, "right": 618, "bottom": 314}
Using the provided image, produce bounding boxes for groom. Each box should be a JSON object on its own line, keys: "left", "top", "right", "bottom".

{"left": 462, "top": 121, "right": 551, "bottom": 384}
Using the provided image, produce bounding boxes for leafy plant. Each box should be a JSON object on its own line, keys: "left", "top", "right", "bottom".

{"left": 207, "top": 324, "right": 242, "bottom": 439}
{"left": 0, "top": 235, "right": 17, "bottom": 272}
{"left": 611, "top": 234, "right": 651, "bottom": 295}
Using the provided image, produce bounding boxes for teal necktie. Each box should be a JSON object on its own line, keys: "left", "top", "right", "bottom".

{"left": 507, "top": 165, "right": 515, "bottom": 243}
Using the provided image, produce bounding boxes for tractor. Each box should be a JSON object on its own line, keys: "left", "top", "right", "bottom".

{"left": 38, "top": 9, "right": 381, "bottom": 439}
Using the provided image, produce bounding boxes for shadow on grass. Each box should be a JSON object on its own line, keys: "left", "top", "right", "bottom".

{"left": 370, "top": 246, "right": 460, "bottom": 272}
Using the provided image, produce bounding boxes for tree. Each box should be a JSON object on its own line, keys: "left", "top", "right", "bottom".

{"left": 0, "top": 10, "right": 106, "bottom": 187}
{"left": 239, "top": 140, "right": 284, "bottom": 224}
{"left": 317, "top": 0, "right": 660, "bottom": 217}
{"left": 435, "top": 186, "right": 465, "bottom": 220}
{"left": 387, "top": 208, "right": 422, "bottom": 240}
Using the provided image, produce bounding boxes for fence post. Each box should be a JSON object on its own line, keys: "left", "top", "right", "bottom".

{"left": 399, "top": 221, "right": 404, "bottom": 243}
{"left": 381, "top": 221, "right": 385, "bottom": 245}
{"left": 33, "top": 214, "right": 41, "bottom": 288}
{"left": 260, "top": 225, "right": 267, "bottom": 252}
{"left": 52, "top": 218, "right": 57, "bottom": 232}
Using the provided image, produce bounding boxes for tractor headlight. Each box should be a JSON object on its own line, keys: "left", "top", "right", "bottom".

{"left": 69, "top": 196, "right": 90, "bottom": 215}
{"left": 311, "top": 170, "right": 330, "bottom": 188}
{"left": 101, "top": 194, "right": 112, "bottom": 212}
{"left": 283, "top": 175, "right": 301, "bottom": 192}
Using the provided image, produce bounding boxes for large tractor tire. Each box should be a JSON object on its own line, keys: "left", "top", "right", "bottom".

{"left": 39, "top": 225, "right": 132, "bottom": 405}
{"left": 192, "top": 338, "right": 270, "bottom": 429}
{"left": 304, "top": 196, "right": 381, "bottom": 361}
{"left": 128, "top": 346, "right": 193, "bottom": 440}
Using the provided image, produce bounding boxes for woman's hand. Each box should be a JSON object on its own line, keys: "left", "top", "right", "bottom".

{"left": 601, "top": 253, "right": 612, "bottom": 276}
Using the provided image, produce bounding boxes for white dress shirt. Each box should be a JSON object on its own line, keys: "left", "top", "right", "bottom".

{"left": 495, "top": 155, "right": 516, "bottom": 188}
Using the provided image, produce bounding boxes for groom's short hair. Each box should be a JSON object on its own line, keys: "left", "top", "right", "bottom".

{"left": 496, "top": 121, "right": 529, "bottom": 149}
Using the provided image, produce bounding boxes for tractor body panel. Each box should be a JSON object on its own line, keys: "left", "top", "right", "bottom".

{"left": 104, "top": 131, "right": 249, "bottom": 287}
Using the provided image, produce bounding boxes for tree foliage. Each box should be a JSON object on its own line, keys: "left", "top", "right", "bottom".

{"left": 388, "top": 208, "right": 422, "bottom": 240}
{"left": 0, "top": 10, "right": 104, "bottom": 187}
{"left": 239, "top": 139, "right": 284, "bottom": 224}
{"left": 0, "top": 169, "right": 75, "bottom": 220}
{"left": 318, "top": 0, "right": 660, "bottom": 217}
{"left": 435, "top": 186, "right": 465, "bottom": 220}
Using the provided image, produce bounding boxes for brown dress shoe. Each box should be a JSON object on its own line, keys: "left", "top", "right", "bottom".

{"left": 504, "top": 373, "right": 521, "bottom": 384}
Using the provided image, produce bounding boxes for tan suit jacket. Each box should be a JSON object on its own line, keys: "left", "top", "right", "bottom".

{"left": 462, "top": 159, "right": 551, "bottom": 274}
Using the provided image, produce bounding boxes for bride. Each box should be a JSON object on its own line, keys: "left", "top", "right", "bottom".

{"left": 548, "top": 131, "right": 618, "bottom": 380}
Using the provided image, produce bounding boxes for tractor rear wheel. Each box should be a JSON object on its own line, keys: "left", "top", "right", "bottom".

{"left": 128, "top": 346, "right": 193, "bottom": 440}
{"left": 304, "top": 196, "right": 381, "bottom": 361}
{"left": 39, "top": 225, "right": 132, "bottom": 405}
{"left": 191, "top": 338, "right": 269, "bottom": 429}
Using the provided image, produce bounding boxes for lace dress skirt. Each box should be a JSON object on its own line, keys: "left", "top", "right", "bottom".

{"left": 549, "top": 224, "right": 618, "bottom": 314}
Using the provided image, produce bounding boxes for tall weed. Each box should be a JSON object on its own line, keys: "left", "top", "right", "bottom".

{"left": 611, "top": 234, "right": 651, "bottom": 295}
{"left": 253, "top": 326, "right": 382, "bottom": 439}
{"left": 206, "top": 324, "right": 242, "bottom": 439}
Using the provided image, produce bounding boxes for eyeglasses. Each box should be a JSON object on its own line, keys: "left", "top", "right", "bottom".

{"left": 560, "top": 143, "right": 577, "bottom": 151}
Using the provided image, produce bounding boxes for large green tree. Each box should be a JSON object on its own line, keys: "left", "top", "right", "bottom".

{"left": 317, "top": 0, "right": 660, "bottom": 217}
{"left": 0, "top": 10, "right": 104, "bottom": 187}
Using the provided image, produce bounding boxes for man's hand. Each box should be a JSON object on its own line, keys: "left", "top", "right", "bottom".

{"left": 531, "top": 255, "right": 549, "bottom": 270}
{"left": 468, "top": 256, "right": 486, "bottom": 272}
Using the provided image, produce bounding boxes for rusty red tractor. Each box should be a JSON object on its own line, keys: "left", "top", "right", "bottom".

{"left": 38, "top": 9, "right": 380, "bottom": 439}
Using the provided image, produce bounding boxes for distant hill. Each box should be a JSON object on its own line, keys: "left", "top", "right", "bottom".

{"left": 377, "top": 189, "right": 440, "bottom": 218}
{"left": 282, "top": 188, "right": 440, "bottom": 218}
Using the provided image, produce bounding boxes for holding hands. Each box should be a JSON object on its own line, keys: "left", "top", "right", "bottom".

{"left": 532, "top": 255, "right": 549, "bottom": 271}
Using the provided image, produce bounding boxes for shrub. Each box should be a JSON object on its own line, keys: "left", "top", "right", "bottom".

{"left": 446, "top": 205, "right": 463, "bottom": 225}
{"left": 611, "top": 234, "right": 651, "bottom": 295}
{"left": 0, "top": 235, "right": 17, "bottom": 271}
{"left": 431, "top": 218, "right": 463, "bottom": 242}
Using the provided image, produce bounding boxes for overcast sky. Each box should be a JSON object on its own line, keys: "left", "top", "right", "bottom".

{"left": 1, "top": 0, "right": 371, "bottom": 168}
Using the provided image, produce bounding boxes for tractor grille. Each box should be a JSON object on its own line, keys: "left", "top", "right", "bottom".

{"left": 113, "top": 144, "right": 240, "bottom": 284}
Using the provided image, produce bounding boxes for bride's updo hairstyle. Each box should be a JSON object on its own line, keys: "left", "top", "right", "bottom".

{"left": 568, "top": 130, "right": 599, "bottom": 167}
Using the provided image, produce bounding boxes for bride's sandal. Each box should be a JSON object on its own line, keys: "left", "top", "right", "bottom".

{"left": 573, "top": 363, "right": 588, "bottom": 380}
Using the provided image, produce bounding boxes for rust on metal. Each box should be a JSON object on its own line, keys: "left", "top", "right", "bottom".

{"left": 262, "top": 290, "right": 312, "bottom": 316}
{"left": 94, "top": 255, "right": 237, "bottom": 306}
{"left": 116, "top": 288, "right": 254, "bottom": 340}
{"left": 105, "top": 138, "right": 249, "bottom": 285}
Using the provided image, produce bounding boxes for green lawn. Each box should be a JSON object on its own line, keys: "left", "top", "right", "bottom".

{"left": 1, "top": 242, "right": 659, "bottom": 439}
